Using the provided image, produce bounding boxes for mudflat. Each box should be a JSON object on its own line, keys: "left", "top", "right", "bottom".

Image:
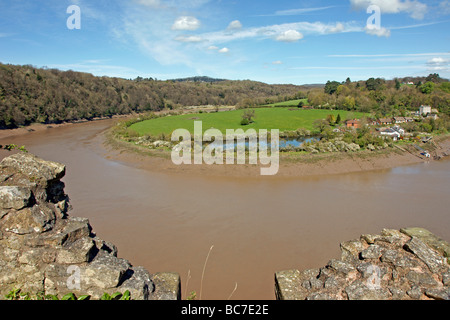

{"left": 2, "top": 116, "right": 449, "bottom": 180}
{"left": 104, "top": 124, "right": 450, "bottom": 179}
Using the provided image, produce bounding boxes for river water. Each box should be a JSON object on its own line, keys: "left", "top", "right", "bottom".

{"left": 1, "top": 120, "right": 449, "bottom": 300}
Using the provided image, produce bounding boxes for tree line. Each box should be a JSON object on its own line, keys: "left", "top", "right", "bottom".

{"left": 0, "top": 63, "right": 303, "bottom": 128}
{"left": 308, "top": 74, "right": 450, "bottom": 118}
{"left": 1, "top": 62, "right": 449, "bottom": 129}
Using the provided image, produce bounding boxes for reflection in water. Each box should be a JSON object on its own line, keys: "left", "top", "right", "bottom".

{"left": 0, "top": 121, "right": 449, "bottom": 300}
{"left": 222, "top": 136, "right": 320, "bottom": 150}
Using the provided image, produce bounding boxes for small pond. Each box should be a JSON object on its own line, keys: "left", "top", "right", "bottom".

{"left": 222, "top": 136, "right": 321, "bottom": 150}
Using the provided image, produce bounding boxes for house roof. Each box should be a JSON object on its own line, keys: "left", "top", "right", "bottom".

{"left": 380, "top": 128, "right": 400, "bottom": 136}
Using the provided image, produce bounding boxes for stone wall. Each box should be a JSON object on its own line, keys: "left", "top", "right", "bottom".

{"left": 275, "top": 228, "right": 450, "bottom": 300}
{"left": 0, "top": 153, "right": 180, "bottom": 300}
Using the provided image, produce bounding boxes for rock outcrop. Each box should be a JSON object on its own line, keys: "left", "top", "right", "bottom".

{"left": 275, "top": 228, "right": 450, "bottom": 300}
{"left": 0, "top": 153, "right": 180, "bottom": 300}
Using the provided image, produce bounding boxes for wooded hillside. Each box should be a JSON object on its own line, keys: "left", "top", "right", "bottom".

{"left": 0, "top": 63, "right": 303, "bottom": 128}
{"left": 1, "top": 62, "right": 449, "bottom": 129}
{"left": 307, "top": 75, "right": 450, "bottom": 117}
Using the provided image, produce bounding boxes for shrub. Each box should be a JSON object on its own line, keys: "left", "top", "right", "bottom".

{"left": 240, "top": 118, "right": 250, "bottom": 126}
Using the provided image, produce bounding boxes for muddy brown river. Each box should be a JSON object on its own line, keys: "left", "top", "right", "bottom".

{"left": 1, "top": 120, "right": 449, "bottom": 300}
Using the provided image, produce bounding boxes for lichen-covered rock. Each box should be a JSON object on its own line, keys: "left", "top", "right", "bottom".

{"left": 276, "top": 228, "right": 450, "bottom": 300}
{"left": 0, "top": 153, "right": 180, "bottom": 300}
{"left": 0, "top": 187, "right": 32, "bottom": 210}
{"left": 1, "top": 205, "right": 56, "bottom": 235}
{"left": 0, "top": 153, "right": 65, "bottom": 185}
{"left": 150, "top": 272, "right": 182, "bottom": 300}
{"left": 401, "top": 227, "right": 450, "bottom": 259}
{"left": 275, "top": 269, "right": 308, "bottom": 300}
{"left": 404, "top": 237, "right": 447, "bottom": 274}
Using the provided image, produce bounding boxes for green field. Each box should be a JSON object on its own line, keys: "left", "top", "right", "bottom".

{"left": 262, "top": 99, "right": 308, "bottom": 107}
{"left": 129, "top": 108, "right": 368, "bottom": 137}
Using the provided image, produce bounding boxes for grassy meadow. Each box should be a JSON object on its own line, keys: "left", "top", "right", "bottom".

{"left": 262, "top": 99, "right": 308, "bottom": 107}
{"left": 129, "top": 108, "right": 368, "bottom": 137}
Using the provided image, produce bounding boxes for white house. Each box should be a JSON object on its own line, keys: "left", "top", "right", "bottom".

{"left": 393, "top": 117, "right": 406, "bottom": 124}
{"left": 380, "top": 128, "right": 401, "bottom": 141}
{"left": 419, "top": 105, "right": 432, "bottom": 116}
{"left": 392, "top": 125, "right": 405, "bottom": 135}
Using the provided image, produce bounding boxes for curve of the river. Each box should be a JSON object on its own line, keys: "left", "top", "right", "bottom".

{"left": 1, "top": 119, "right": 449, "bottom": 300}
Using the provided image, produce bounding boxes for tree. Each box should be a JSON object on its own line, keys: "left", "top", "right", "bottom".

{"left": 313, "top": 119, "right": 330, "bottom": 133}
{"left": 324, "top": 81, "right": 340, "bottom": 95}
{"left": 336, "top": 84, "right": 350, "bottom": 97}
{"left": 241, "top": 109, "right": 256, "bottom": 124}
{"left": 425, "top": 73, "right": 441, "bottom": 83}
{"left": 342, "top": 96, "right": 356, "bottom": 110}
{"left": 365, "top": 78, "right": 385, "bottom": 91}
{"left": 420, "top": 81, "right": 435, "bottom": 94}
{"left": 308, "top": 90, "right": 327, "bottom": 107}
{"left": 336, "top": 114, "right": 342, "bottom": 125}
{"left": 326, "top": 114, "right": 336, "bottom": 126}
{"left": 240, "top": 118, "right": 250, "bottom": 126}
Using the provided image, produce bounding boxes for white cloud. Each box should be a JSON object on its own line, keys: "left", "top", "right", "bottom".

{"left": 350, "top": 0, "right": 428, "bottom": 20}
{"left": 439, "top": 1, "right": 450, "bottom": 14}
{"left": 276, "top": 30, "right": 304, "bottom": 42}
{"left": 329, "top": 22, "right": 345, "bottom": 33}
{"left": 134, "top": 0, "right": 163, "bottom": 8}
{"left": 274, "top": 6, "right": 337, "bottom": 16}
{"left": 191, "top": 21, "right": 357, "bottom": 46}
{"left": 428, "top": 57, "right": 448, "bottom": 64}
{"left": 120, "top": 9, "right": 193, "bottom": 66}
{"left": 329, "top": 53, "right": 450, "bottom": 58}
{"left": 427, "top": 57, "right": 450, "bottom": 70}
{"left": 227, "top": 20, "right": 242, "bottom": 30}
{"left": 272, "top": 61, "right": 283, "bottom": 65}
{"left": 207, "top": 46, "right": 230, "bottom": 54}
{"left": 174, "top": 35, "right": 204, "bottom": 42}
{"left": 364, "top": 26, "right": 391, "bottom": 37}
{"left": 172, "top": 16, "right": 201, "bottom": 31}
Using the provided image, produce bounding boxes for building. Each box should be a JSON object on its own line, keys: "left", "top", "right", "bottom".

{"left": 379, "top": 128, "right": 401, "bottom": 141}
{"left": 378, "top": 118, "right": 393, "bottom": 125}
{"left": 346, "top": 119, "right": 361, "bottom": 129}
{"left": 404, "top": 117, "right": 414, "bottom": 123}
{"left": 392, "top": 125, "right": 405, "bottom": 135}
{"left": 393, "top": 117, "right": 406, "bottom": 124}
{"left": 428, "top": 113, "right": 439, "bottom": 120}
{"left": 367, "top": 118, "right": 379, "bottom": 126}
{"left": 419, "top": 105, "right": 432, "bottom": 116}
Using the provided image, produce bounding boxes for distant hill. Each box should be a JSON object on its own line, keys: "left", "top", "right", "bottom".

{"left": 168, "top": 76, "right": 227, "bottom": 83}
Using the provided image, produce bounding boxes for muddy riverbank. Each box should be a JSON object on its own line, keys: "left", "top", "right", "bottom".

{"left": 104, "top": 124, "right": 450, "bottom": 179}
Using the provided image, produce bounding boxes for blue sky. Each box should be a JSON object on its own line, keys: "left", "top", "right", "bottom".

{"left": 1, "top": 0, "right": 449, "bottom": 85}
